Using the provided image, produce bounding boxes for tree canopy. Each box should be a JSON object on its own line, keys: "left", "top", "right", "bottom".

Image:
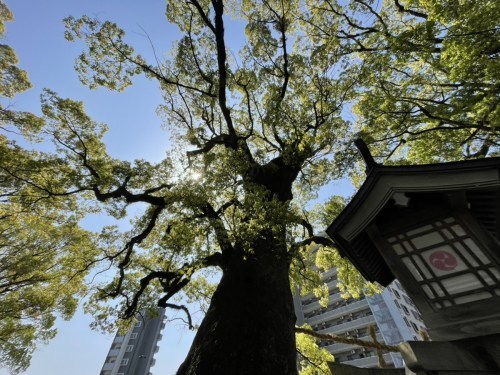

{"left": 1, "top": 0, "right": 498, "bottom": 374}
{"left": 0, "top": 3, "right": 99, "bottom": 373}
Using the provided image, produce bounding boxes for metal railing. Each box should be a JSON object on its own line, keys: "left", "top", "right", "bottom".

{"left": 317, "top": 316, "right": 377, "bottom": 335}
{"left": 305, "top": 300, "right": 371, "bottom": 326}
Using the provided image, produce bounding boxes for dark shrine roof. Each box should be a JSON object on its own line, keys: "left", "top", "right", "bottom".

{"left": 325, "top": 157, "right": 500, "bottom": 286}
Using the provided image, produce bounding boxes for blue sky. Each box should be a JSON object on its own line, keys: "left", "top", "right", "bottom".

{"left": 2, "top": 1, "right": 196, "bottom": 374}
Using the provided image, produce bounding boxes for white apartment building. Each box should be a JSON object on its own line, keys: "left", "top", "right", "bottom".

{"left": 295, "top": 269, "right": 427, "bottom": 368}
{"left": 100, "top": 308, "right": 166, "bottom": 375}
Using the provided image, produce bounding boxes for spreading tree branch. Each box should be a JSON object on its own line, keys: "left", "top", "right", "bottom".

{"left": 162, "top": 302, "right": 194, "bottom": 330}
{"left": 295, "top": 327, "right": 400, "bottom": 352}
{"left": 394, "top": 0, "right": 428, "bottom": 19}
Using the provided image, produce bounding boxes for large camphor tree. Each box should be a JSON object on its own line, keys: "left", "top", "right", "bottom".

{"left": 1, "top": 0, "right": 498, "bottom": 374}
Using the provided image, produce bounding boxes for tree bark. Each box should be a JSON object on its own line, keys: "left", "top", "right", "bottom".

{"left": 176, "top": 250, "right": 297, "bottom": 375}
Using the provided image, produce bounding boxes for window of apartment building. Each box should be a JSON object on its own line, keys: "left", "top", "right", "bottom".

{"left": 356, "top": 328, "right": 368, "bottom": 337}
{"left": 135, "top": 321, "right": 142, "bottom": 327}
{"left": 130, "top": 332, "right": 138, "bottom": 339}
{"left": 402, "top": 304, "right": 410, "bottom": 315}
{"left": 360, "top": 351, "right": 368, "bottom": 358}
{"left": 329, "top": 287, "right": 339, "bottom": 296}
{"left": 394, "top": 299, "right": 401, "bottom": 309}
{"left": 393, "top": 289, "right": 401, "bottom": 299}
{"left": 411, "top": 322, "right": 420, "bottom": 333}
{"left": 126, "top": 345, "right": 134, "bottom": 352}
{"left": 403, "top": 295, "right": 415, "bottom": 307}
{"left": 403, "top": 317, "right": 410, "bottom": 327}
{"left": 365, "top": 350, "right": 375, "bottom": 357}
{"left": 121, "top": 359, "right": 129, "bottom": 366}
{"left": 108, "top": 357, "right": 116, "bottom": 364}
{"left": 412, "top": 310, "right": 423, "bottom": 321}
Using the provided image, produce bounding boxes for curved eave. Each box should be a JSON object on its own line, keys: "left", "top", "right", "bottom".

{"left": 325, "top": 157, "right": 500, "bottom": 285}
{"left": 328, "top": 157, "right": 500, "bottom": 241}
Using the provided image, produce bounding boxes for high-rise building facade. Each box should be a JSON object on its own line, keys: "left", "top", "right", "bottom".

{"left": 295, "top": 268, "right": 426, "bottom": 368}
{"left": 100, "top": 308, "right": 166, "bottom": 375}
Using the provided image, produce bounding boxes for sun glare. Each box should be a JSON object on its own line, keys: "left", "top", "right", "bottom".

{"left": 190, "top": 171, "right": 202, "bottom": 181}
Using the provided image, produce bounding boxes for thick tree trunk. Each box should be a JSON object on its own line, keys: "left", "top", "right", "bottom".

{"left": 176, "top": 252, "right": 297, "bottom": 375}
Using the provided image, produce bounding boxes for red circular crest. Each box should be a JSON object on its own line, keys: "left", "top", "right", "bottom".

{"left": 429, "top": 251, "right": 458, "bottom": 271}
